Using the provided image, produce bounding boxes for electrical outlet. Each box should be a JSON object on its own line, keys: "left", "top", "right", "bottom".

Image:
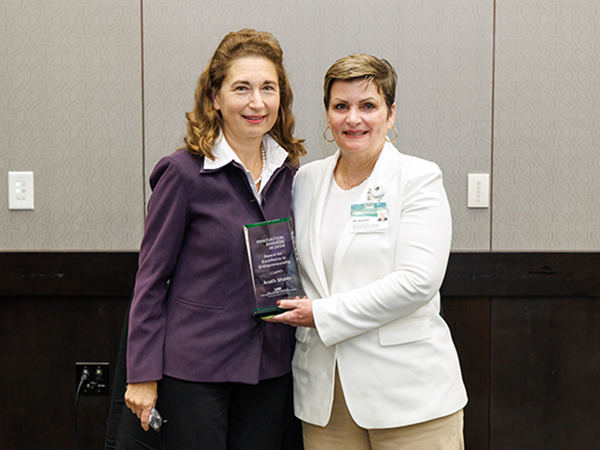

{"left": 75, "top": 362, "right": 110, "bottom": 396}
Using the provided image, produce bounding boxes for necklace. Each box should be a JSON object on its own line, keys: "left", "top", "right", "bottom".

{"left": 341, "top": 175, "right": 369, "bottom": 189}
{"left": 336, "top": 157, "right": 374, "bottom": 189}
{"left": 254, "top": 143, "right": 267, "bottom": 185}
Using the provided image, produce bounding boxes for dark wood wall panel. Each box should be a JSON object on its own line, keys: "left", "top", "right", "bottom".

{"left": 443, "top": 296, "right": 491, "bottom": 450}
{"left": 0, "top": 253, "right": 137, "bottom": 450}
{"left": 0, "top": 295, "right": 130, "bottom": 450}
{"left": 490, "top": 297, "right": 600, "bottom": 450}
{"left": 2, "top": 252, "right": 600, "bottom": 450}
{"left": 442, "top": 252, "right": 600, "bottom": 449}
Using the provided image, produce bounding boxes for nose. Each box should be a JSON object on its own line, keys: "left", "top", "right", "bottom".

{"left": 346, "top": 107, "right": 361, "bottom": 125}
{"left": 249, "top": 89, "right": 265, "bottom": 109}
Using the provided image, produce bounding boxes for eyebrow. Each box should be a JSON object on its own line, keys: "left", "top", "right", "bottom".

{"left": 331, "top": 96, "right": 379, "bottom": 103}
{"left": 231, "top": 79, "right": 278, "bottom": 86}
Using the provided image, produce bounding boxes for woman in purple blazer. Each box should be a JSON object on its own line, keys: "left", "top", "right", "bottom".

{"left": 122, "top": 29, "right": 305, "bottom": 450}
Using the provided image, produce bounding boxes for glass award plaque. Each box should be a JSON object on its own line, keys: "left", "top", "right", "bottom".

{"left": 244, "top": 217, "right": 304, "bottom": 317}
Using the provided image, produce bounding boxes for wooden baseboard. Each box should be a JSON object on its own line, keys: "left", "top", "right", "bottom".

{"left": 0, "top": 252, "right": 138, "bottom": 296}
{"left": 442, "top": 252, "right": 600, "bottom": 297}
{"left": 2, "top": 251, "right": 600, "bottom": 298}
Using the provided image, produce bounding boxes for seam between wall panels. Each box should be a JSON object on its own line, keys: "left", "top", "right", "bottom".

{"left": 489, "top": 0, "right": 497, "bottom": 251}
{"left": 140, "top": 0, "right": 147, "bottom": 225}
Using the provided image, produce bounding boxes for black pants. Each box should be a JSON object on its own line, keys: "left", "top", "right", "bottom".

{"left": 116, "top": 373, "right": 301, "bottom": 450}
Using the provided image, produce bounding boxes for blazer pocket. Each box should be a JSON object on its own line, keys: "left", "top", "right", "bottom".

{"left": 295, "top": 327, "right": 311, "bottom": 353}
{"left": 295, "top": 326, "right": 311, "bottom": 343}
{"left": 378, "top": 316, "right": 432, "bottom": 346}
{"left": 175, "top": 296, "right": 225, "bottom": 310}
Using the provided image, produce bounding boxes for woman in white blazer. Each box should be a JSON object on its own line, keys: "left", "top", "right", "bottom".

{"left": 269, "top": 54, "right": 467, "bottom": 449}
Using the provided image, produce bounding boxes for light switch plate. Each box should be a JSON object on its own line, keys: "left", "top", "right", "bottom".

{"left": 467, "top": 173, "right": 489, "bottom": 208}
{"left": 8, "top": 171, "right": 34, "bottom": 210}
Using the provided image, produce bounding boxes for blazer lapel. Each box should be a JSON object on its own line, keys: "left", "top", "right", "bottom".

{"left": 306, "top": 153, "right": 340, "bottom": 298}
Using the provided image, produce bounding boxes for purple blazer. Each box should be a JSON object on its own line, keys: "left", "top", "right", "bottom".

{"left": 127, "top": 148, "right": 297, "bottom": 385}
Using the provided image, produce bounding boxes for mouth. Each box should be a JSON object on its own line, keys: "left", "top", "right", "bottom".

{"left": 243, "top": 115, "right": 266, "bottom": 124}
{"left": 344, "top": 130, "right": 368, "bottom": 137}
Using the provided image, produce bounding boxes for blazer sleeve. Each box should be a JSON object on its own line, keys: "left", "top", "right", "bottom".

{"left": 126, "top": 156, "right": 189, "bottom": 383}
{"left": 313, "top": 163, "right": 452, "bottom": 348}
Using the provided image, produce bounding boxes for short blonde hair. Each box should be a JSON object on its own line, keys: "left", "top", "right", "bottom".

{"left": 323, "top": 54, "right": 397, "bottom": 117}
{"left": 184, "top": 29, "right": 305, "bottom": 166}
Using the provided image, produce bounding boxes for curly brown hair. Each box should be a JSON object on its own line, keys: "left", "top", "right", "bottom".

{"left": 184, "top": 29, "right": 305, "bottom": 166}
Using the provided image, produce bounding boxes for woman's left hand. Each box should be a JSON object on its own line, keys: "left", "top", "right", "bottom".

{"left": 267, "top": 298, "right": 315, "bottom": 328}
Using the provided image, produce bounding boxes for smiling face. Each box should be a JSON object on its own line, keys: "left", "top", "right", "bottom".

{"left": 326, "top": 79, "right": 396, "bottom": 158}
{"left": 213, "top": 56, "right": 280, "bottom": 148}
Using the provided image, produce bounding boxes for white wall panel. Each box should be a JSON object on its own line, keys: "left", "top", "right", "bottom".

{"left": 493, "top": 1, "right": 600, "bottom": 250}
{"left": 0, "top": 0, "right": 144, "bottom": 250}
{"left": 142, "top": 0, "right": 494, "bottom": 250}
{"left": 5, "top": 0, "right": 599, "bottom": 251}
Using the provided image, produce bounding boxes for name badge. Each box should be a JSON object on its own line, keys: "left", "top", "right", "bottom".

{"left": 350, "top": 202, "right": 389, "bottom": 233}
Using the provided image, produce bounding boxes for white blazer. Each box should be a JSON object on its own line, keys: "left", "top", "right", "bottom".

{"left": 291, "top": 143, "right": 467, "bottom": 429}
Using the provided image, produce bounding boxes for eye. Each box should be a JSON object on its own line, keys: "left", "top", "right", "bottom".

{"left": 362, "top": 103, "right": 375, "bottom": 110}
{"left": 234, "top": 85, "right": 249, "bottom": 92}
{"left": 333, "top": 103, "right": 347, "bottom": 111}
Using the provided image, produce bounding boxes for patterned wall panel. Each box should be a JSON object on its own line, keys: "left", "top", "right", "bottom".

{"left": 5, "top": 0, "right": 600, "bottom": 252}
{"left": 142, "top": 0, "right": 494, "bottom": 250}
{"left": 493, "top": 1, "right": 600, "bottom": 250}
{"left": 0, "top": 0, "right": 144, "bottom": 250}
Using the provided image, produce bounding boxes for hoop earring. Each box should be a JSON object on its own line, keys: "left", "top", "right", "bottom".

{"left": 323, "top": 126, "right": 335, "bottom": 143}
{"left": 386, "top": 126, "right": 398, "bottom": 143}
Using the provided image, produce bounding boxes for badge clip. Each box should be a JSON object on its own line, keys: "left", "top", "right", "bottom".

{"left": 367, "top": 184, "right": 384, "bottom": 201}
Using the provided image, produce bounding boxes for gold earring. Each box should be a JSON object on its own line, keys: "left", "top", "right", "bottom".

{"left": 323, "top": 126, "right": 335, "bottom": 143}
{"left": 386, "top": 126, "right": 398, "bottom": 143}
